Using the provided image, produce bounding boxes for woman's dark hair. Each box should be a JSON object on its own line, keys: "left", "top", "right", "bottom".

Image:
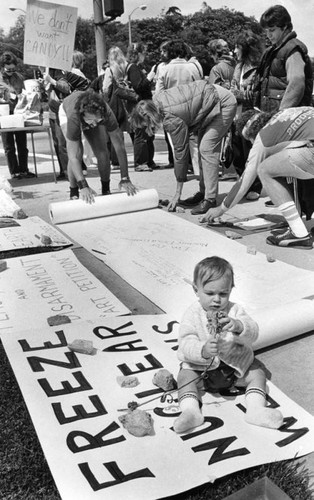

{"left": 166, "top": 39, "right": 188, "bottom": 60}
{"left": 260, "top": 5, "right": 293, "bottom": 30}
{"left": 235, "top": 31, "right": 264, "bottom": 65}
{"left": 0, "top": 51, "right": 17, "bottom": 68}
{"left": 74, "top": 90, "right": 108, "bottom": 120}
{"left": 236, "top": 109, "right": 274, "bottom": 140}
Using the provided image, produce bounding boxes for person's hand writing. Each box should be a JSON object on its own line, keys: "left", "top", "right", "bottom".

{"left": 119, "top": 179, "right": 138, "bottom": 196}
{"left": 202, "top": 338, "right": 218, "bottom": 359}
{"left": 199, "top": 205, "right": 224, "bottom": 223}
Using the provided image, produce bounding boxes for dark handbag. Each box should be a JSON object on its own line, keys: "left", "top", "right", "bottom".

{"left": 114, "top": 79, "right": 138, "bottom": 103}
{"left": 108, "top": 78, "right": 127, "bottom": 126}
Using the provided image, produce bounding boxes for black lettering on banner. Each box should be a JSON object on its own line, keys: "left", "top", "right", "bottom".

{"left": 52, "top": 395, "right": 107, "bottom": 424}
{"left": 276, "top": 417, "right": 309, "bottom": 447}
{"left": 164, "top": 339, "right": 178, "bottom": 351}
{"left": 152, "top": 321, "right": 178, "bottom": 334}
{"left": 102, "top": 339, "right": 147, "bottom": 353}
{"left": 93, "top": 321, "right": 136, "bottom": 340}
{"left": 18, "top": 330, "right": 67, "bottom": 351}
{"left": 67, "top": 422, "right": 125, "bottom": 453}
{"left": 38, "top": 371, "right": 92, "bottom": 397}
{"left": 27, "top": 351, "right": 81, "bottom": 372}
{"left": 193, "top": 436, "right": 250, "bottom": 465}
{"left": 179, "top": 416, "right": 224, "bottom": 440}
{"left": 117, "top": 354, "right": 163, "bottom": 376}
{"left": 78, "top": 461, "right": 155, "bottom": 491}
{"left": 236, "top": 392, "right": 280, "bottom": 413}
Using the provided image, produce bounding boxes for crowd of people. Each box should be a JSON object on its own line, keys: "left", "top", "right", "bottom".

{"left": 1, "top": 5, "right": 313, "bottom": 249}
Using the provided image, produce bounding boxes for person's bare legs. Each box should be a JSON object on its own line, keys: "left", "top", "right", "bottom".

{"left": 258, "top": 149, "right": 314, "bottom": 242}
{"left": 174, "top": 368, "right": 204, "bottom": 433}
{"left": 238, "top": 361, "right": 283, "bottom": 429}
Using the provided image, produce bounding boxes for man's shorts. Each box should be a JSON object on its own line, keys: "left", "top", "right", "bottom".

{"left": 201, "top": 361, "right": 236, "bottom": 393}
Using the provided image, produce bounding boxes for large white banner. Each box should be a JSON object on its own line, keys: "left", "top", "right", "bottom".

{"left": 24, "top": 0, "right": 77, "bottom": 71}
{"left": 2, "top": 316, "right": 314, "bottom": 500}
{"left": 0, "top": 216, "right": 72, "bottom": 254}
{"left": 58, "top": 208, "right": 314, "bottom": 318}
{"left": 0, "top": 249, "right": 130, "bottom": 335}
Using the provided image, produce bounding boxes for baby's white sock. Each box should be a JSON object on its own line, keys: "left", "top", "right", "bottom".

{"left": 174, "top": 393, "right": 204, "bottom": 434}
{"left": 245, "top": 387, "right": 283, "bottom": 429}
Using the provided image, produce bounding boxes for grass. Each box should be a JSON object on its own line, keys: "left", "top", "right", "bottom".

{"left": 1, "top": 341, "right": 313, "bottom": 500}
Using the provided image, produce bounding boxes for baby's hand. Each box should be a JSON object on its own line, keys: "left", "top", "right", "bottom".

{"left": 219, "top": 316, "right": 243, "bottom": 334}
{"left": 202, "top": 338, "right": 218, "bottom": 359}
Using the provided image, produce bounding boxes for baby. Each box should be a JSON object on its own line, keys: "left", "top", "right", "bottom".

{"left": 174, "top": 256, "right": 283, "bottom": 434}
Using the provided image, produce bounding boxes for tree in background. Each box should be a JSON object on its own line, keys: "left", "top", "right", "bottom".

{"left": 0, "top": 6, "right": 264, "bottom": 79}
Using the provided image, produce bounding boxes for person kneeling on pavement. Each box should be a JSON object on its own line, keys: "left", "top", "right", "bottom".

{"left": 200, "top": 107, "right": 314, "bottom": 249}
{"left": 59, "top": 89, "right": 137, "bottom": 203}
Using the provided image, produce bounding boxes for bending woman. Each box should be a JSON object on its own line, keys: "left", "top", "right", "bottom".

{"left": 129, "top": 80, "right": 236, "bottom": 212}
{"left": 201, "top": 107, "right": 314, "bottom": 249}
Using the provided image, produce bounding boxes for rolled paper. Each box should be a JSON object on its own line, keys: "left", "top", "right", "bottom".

{"left": 252, "top": 298, "right": 314, "bottom": 350}
{"left": 49, "top": 188, "right": 159, "bottom": 224}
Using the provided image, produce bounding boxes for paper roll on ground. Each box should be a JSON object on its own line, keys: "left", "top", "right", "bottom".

{"left": 252, "top": 298, "right": 314, "bottom": 350}
{"left": 49, "top": 188, "right": 159, "bottom": 224}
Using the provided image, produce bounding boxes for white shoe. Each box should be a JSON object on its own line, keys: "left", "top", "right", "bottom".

{"left": 246, "top": 191, "right": 260, "bottom": 201}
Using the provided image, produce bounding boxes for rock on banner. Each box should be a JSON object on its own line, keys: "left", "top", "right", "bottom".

{"left": 2, "top": 316, "right": 314, "bottom": 500}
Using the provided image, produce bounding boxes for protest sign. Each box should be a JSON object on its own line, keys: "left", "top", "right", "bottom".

{"left": 23, "top": 0, "right": 77, "bottom": 71}
{"left": 2, "top": 316, "right": 314, "bottom": 500}
{"left": 0, "top": 249, "right": 130, "bottom": 335}
{"left": 0, "top": 215, "right": 72, "bottom": 256}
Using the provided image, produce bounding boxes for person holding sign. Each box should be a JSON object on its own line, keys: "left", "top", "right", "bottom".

{"left": 59, "top": 89, "right": 137, "bottom": 203}
{"left": 174, "top": 256, "right": 283, "bottom": 434}
{"left": 200, "top": 107, "right": 314, "bottom": 249}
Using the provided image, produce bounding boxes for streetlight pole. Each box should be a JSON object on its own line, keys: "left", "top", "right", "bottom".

{"left": 128, "top": 4, "right": 147, "bottom": 46}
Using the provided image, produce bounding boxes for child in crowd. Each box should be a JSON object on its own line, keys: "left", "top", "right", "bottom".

{"left": 174, "top": 256, "right": 283, "bottom": 434}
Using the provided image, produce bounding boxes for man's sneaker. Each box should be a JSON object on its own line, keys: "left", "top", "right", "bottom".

{"left": 178, "top": 191, "right": 204, "bottom": 207}
{"left": 266, "top": 229, "right": 313, "bottom": 249}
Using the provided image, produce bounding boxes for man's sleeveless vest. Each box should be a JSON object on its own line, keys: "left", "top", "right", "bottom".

{"left": 255, "top": 31, "right": 313, "bottom": 113}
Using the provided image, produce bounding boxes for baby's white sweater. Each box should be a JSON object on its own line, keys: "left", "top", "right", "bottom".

{"left": 177, "top": 301, "right": 259, "bottom": 377}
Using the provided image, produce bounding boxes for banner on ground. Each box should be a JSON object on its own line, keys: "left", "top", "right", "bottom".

{"left": 0, "top": 215, "right": 72, "bottom": 255}
{"left": 0, "top": 249, "right": 130, "bottom": 335}
{"left": 24, "top": 0, "right": 77, "bottom": 71}
{"left": 2, "top": 316, "right": 314, "bottom": 500}
{"left": 55, "top": 198, "right": 314, "bottom": 317}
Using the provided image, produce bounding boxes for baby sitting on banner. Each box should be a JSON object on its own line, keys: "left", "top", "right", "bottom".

{"left": 174, "top": 256, "right": 283, "bottom": 434}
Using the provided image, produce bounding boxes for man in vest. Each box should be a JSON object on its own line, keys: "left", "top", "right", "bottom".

{"left": 254, "top": 5, "right": 313, "bottom": 113}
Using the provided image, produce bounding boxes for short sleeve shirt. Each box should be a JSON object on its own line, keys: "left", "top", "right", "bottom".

{"left": 62, "top": 91, "right": 118, "bottom": 141}
{"left": 259, "top": 107, "right": 314, "bottom": 146}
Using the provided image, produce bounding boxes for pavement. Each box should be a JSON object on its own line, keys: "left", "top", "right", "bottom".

{"left": 1, "top": 130, "right": 314, "bottom": 486}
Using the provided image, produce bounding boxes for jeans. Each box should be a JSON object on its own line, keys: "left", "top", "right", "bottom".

{"left": 131, "top": 127, "right": 155, "bottom": 166}
{"left": 1, "top": 130, "right": 28, "bottom": 175}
